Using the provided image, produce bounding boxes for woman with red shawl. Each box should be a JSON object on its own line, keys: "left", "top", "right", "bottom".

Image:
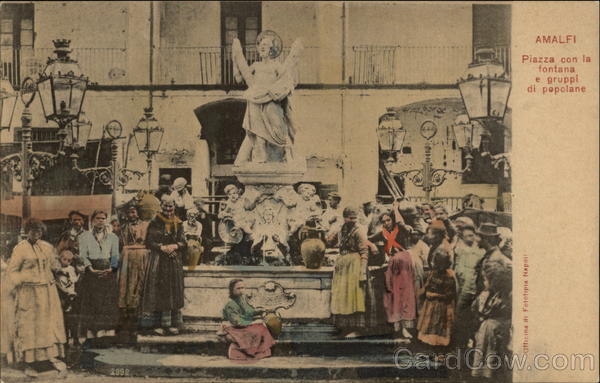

{"left": 369, "top": 201, "right": 416, "bottom": 339}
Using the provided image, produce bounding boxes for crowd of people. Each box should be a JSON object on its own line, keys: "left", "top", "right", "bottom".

{"left": 0, "top": 176, "right": 513, "bottom": 376}
{"left": 324, "top": 198, "right": 513, "bottom": 379}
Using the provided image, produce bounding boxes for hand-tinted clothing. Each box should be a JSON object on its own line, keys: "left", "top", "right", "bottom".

{"left": 223, "top": 296, "right": 257, "bottom": 327}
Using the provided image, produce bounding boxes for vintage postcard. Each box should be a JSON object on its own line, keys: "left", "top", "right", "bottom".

{"left": 0, "top": 1, "right": 598, "bottom": 382}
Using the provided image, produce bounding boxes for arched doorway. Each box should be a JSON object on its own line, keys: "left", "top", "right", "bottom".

{"left": 194, "top": 97, "right": 246, "bottom": 197}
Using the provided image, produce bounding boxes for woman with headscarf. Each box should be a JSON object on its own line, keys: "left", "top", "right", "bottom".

{"left": 3, "top": 219, "right": 66, "bottom": 375}
{"left": 116, "top": 204, "right": 150, "bottom": 343}
{"left": 78, "top": 210, "right": 121, "bottom": 338}
{"left": 417, "top": 246, "right": 458, "bottom": 349}
{"left": 141, "top": 195, "right": 187, "bottom": 335}
{"left": 425, "top": 219, "right": 453, "bottom": 269}
{"left": 326, "top": 206, "right": 369, "bottom": 338}
{"left": 220, "top": 279, "right": 275, "bottom": 361}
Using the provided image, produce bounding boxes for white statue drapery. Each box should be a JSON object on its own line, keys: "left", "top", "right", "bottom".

{"left": 231, "top": 31, "right": 304, "bottom": 165}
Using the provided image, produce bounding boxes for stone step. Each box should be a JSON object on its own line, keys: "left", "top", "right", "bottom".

{"left": 183, "top": 320, "right": 338, "bottom": 341}
{"left": 82, "top": 348, "right": 449, "bottom": 380}
{"left": 135, "top": 333, "right": 418, "bottom": 357}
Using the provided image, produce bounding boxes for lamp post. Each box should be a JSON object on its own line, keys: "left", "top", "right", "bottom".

{"left": 0, "top": 76, "right": 18, "bottom": 131}
{"left": 458, "top": 47, "right": 512, "bottom": 209}
{"left": 391, "top": 120, "right": 466, "bottom": 202}
{"left": 0, "top": 78, "right": 56, "bottom": 239}
{"left": 36, "top": 39, "right": 89, "bottom": 159}
{"left": 133, "top": 107, "right": 164, "bottom": 191}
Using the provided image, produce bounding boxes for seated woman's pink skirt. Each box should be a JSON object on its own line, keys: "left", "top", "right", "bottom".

{"left": 223, "top": 323, "right": 276, "bottom": 361}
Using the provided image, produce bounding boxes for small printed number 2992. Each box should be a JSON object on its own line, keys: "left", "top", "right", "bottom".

{"left": 110, "top": 368, "right": 130, "bottom": 376}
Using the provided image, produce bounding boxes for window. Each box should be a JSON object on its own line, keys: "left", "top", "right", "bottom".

{"left": 0, "top": 3, "right": 34, "bottom": 87}
{"left": 1, "top": 19, "right": 14, "bottom": 47}
{"left": 0, "top": 3, "right": 34, "bottom": 47}
{"left": 402, "top": 146, "right": 412, "bottom": 154}
{"left": 221, "top": 2, "right": 261, "bottom": 47}
{"left": 221, "top": 1, "right": 261, "bottom": 84}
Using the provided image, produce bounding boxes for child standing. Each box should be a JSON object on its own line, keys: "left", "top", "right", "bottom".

{"left": 417, "top": 246, "right": 457, "bottom": 348}
{"left": 55, "top": 250, "right": 80, "bottom": 344}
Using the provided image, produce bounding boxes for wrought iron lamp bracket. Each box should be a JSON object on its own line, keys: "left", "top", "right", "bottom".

{"left": 1, "top": 151, "right": 57, "bottom": 181}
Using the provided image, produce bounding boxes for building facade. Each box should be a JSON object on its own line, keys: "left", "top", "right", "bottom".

{"left": 1, "top": 1, "right": 511, "bottom": 217}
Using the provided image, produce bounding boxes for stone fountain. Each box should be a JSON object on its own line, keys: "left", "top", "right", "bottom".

{"left": 182, "top": 32, "right": 335, "bottom": 338}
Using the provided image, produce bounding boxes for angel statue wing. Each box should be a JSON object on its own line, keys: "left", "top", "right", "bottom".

{"left": 281, "top": 38, "right": 304, "bottom": 86}
{"left": 232, "top": 38, "right": 254, "bottom": 86}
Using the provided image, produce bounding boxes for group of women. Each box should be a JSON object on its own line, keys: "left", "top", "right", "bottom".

{"left": 1, "top": 194, "right": 188, "bottom": 375}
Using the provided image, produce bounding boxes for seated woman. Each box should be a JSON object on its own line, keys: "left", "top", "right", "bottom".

{"left": 220, "top": 279, "right": 276, "bottom": 361}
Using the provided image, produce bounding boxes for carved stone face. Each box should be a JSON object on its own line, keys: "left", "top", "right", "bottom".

{"left": 299, "top": 184, "right": 315, "bottom": 201}
{"left": 226, "top": 187, "right": 240, "bottom": 203}
{"left": 263, "top": 207, "right": 275, "bottom": 223}
{"left": 258, "top": 36, "right": 274, "bottom": 59}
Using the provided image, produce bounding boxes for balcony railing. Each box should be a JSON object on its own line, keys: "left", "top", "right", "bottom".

{"left": 1, "top": 45, "right": 510, "bottom": 87}
{"left": 156, "top": 45, "right": 320, "bottom": 86}
{"left": 349, "top": 45, "right": 472, "bottom": 85}
{"left": 1, "top": 47, "right": 128, "bottom": 88}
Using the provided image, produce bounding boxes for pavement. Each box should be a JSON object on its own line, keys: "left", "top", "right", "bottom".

{"left": 0, "top": 368, "right": 462, "bottom": 383}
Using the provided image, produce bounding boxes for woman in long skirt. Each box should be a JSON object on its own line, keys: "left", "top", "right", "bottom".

{"left": 141, "top": 195, "right": 186, "bottom": 335}
{"left": 327, "top": 206, "right": 369, "bottom": 338}
{"left": 368, "top": 201, "right": 414, "bottom": 337}
{"left": 117, "top": 204, "right": 149, "bottom": 342}
{"left": 78, "top": 210, "right": 121, "bottom": 336}
{"left": 384, "top": 247, "right": 417, "bottom": 340}
{"left": 4, "top": 219, "right": 66, "bottom": 375}
{"left": 417, "top": 246, "right": 457, "bottom": 348}
{"left": 220, "top": 279, "right": 275, "bottom": 361}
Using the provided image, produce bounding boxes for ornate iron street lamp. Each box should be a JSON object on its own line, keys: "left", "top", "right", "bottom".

{"left": 451, "top": 113, "right": 487, "bottom": 172}
{"left": 458, "top": 48, "right": 511, "bottom": 122}
{"left": 393, "top": 120, "right": 467, "bottom": 202}
{"left": 133, "top": 107, "right": 164, "bottom": 191}
{"left": 0, "top": 78, "right": 56, "bottom": 237}
{"left": 1, "top": 76, "right": 18, "bottom": 131}
{"left": 377, "top": 112, "right": 406, "bottom": 163}
{"left": 36, "top": 39, "right": 89, "bottom": 157}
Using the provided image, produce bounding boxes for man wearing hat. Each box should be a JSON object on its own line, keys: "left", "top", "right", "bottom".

{"left": 474, "top": 222, "right": 512, "bottom": 296}
{"left": 170, "top": 177, "right": 194, "bottom": 220}
{"left": 453, "top": 221, "right": 485, "bottom": 347}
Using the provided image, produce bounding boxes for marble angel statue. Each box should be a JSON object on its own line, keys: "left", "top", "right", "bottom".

{"left": 231, "top": 30, "right": 304, "bottom": 165}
